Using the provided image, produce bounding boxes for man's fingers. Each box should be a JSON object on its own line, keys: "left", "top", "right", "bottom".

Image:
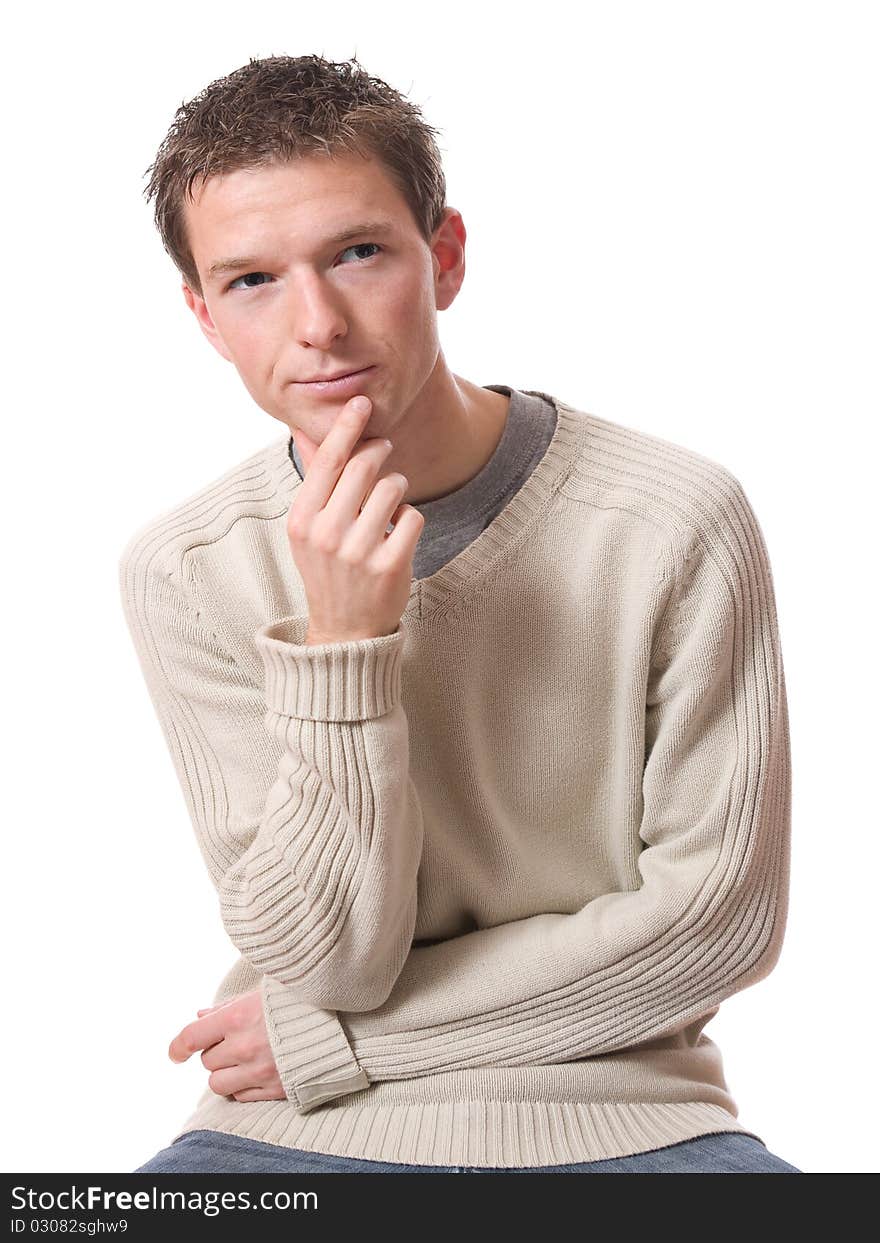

{"left": 290, "top": 397, "right": 372, "bottom": 519}
{"left": 168, "top": 1011, "right": 228, "bottom": 1062}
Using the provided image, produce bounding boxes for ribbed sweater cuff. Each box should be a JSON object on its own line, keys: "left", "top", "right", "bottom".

{"left": 261, "top": 974, "right": 371, "bottom": 1112}
{"left": 254, "top": 615, "right": 404, "bottom": 722}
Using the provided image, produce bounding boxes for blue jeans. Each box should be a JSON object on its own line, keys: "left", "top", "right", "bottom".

{"left": 135, "top": 1128, "right": 802, "bottom": 1173}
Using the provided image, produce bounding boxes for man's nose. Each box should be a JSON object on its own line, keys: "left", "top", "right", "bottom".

{"left": 285, "top": 277, "right": 349, "bottom": 349}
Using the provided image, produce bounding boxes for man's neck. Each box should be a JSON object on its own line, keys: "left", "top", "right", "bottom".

{"left": 378, "top": 368, "right": 511, "bottom": 507}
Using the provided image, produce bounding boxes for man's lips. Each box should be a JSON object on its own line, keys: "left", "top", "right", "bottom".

{"left": 294, "top": 366, "right": 377, "bottom": 393}
{"left": 297, "top": 366, "right": 373, "bottom": 383}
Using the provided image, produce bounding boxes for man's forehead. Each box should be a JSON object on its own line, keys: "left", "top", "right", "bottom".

{"left": 184, "top": 157, "right": 407, "bottom": 262}
{"left": 189, "top": 152, "right": 393, "bottom": 212}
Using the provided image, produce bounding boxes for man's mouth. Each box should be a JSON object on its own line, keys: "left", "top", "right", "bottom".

{"left": 295, "top": 366, "right": 377, "bottom": 394}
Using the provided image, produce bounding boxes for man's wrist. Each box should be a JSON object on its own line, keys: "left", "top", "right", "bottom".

{"left": 305, "top": 627, "right": 391, "bottom": 646}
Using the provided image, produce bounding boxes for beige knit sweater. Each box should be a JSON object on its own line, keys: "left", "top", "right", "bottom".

{"left": 117, "top": 391, "right": 790, "bottom": 1168}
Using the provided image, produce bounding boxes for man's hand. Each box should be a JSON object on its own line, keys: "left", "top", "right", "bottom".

{"left": 289, "top": 394, "right": 424, "bottom": 644}
{"left": 167, "top": 988, "right": 286, "bottom": 1102}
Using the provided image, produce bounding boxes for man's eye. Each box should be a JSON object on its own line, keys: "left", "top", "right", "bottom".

{"left": 338, "top": 242, "right": 382, "bottom": 264}
{"left": 227, "top": 272, "right": 273, "bottom": 292}
{"left": 226, "top": 243, "right": 382, "bottom": 292}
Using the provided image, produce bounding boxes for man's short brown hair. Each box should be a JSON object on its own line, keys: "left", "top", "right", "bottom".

{"left": 143, "top": 53, "right": 449, "bottom": 297}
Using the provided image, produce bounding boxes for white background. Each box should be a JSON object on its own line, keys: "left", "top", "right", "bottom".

{"left": 2, "top": 0, "right": 877, "bottom": 1176}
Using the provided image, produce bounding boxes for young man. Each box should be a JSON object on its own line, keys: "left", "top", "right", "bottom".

{"left": 120, "top": 54, "right": 800, "bottom": 1174}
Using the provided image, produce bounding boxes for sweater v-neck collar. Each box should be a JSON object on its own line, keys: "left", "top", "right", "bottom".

{"left": 281, "top": 390, "right": 585, "bottom": 624}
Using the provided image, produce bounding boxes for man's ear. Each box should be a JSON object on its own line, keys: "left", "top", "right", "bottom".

{"left": 181, "top": 281, "right": 234, "bottom": 363}
{"left": 431, "top": 206, "right": 467, "bottom": 312}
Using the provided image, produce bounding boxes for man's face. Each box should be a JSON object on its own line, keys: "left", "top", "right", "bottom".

{"left": 181, "top": 152, "right": 462, "bottom": 444}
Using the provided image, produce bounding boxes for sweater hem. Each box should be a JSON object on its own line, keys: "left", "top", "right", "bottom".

{"left": 169, "top": 1097, "right": 762, "bottom": 1169}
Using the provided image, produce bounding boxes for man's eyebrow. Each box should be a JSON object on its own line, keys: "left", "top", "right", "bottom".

{"left": 206, "top": 220, "right": 397, "bottom": 283}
